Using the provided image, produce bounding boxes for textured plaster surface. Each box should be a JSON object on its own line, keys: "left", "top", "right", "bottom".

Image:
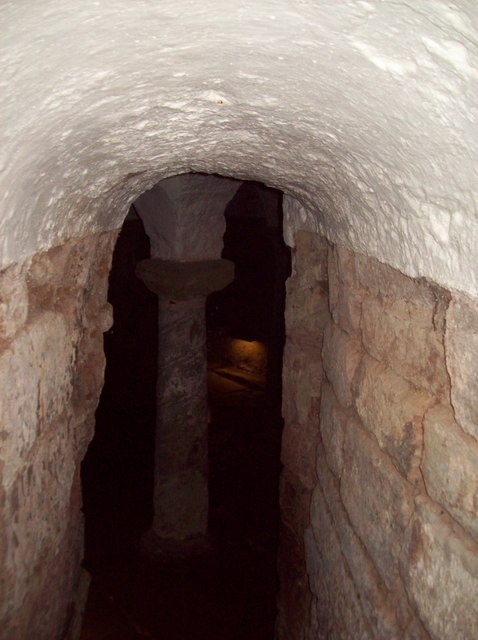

{"left": 1, "top": 1, "right": 477, "bottom": 295}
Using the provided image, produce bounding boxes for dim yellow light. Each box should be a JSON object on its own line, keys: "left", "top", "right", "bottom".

{"left": 229, "top": 338, "right": 267, "bottom": 363}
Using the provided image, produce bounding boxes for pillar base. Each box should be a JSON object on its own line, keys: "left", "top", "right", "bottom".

{"left": 140, "top": 528, "right": 213, "bottom": 561}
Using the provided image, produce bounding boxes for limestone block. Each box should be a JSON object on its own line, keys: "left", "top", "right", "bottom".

{"left": 317, "top": 444, "right": 429, "bottom": 637}
{"left": 328, "top": 245, "right": 363, "bottom": 335}
{"left": 25, "top": 232, "right": 115, "bottom": 342}
{"left": 307, "top": 484, "right": 373, "bottom": 639}
{"left": 0, "top": 313, "right": 74, "bottom": 486}
{"left": 0, "top": 340, "right": 38, "bottom": 486}
{"left": 285, "top": 280, "right": 330, "bottom": 340}
{"left": 341, "top": 425, "right": 415, "bottom": 589}
{"left": 401, "top": 497, "right": 478, "bottom": 640}
{"left": 322, "top": 321, "right": 361, "bottom": 408}
{"left": 422, "top": 404, "right": 478, "bottom": 541}
{"left": 70, "top": 333, "right": 107, "bottom": 458}
{"left": 0, "top": 262, "right": 28, "bottom": 342}
{"left": 303, "top": 527, "right": 331, "bottom": 639}
{"left": 281, "top": 339, "right": 323, "bottom": 426}
{"left": 292, "top": 231, "right": 329, "bottom": 285}
{"left": 354, "top": 354, "right": 433, "bottom": 480}
{"left": 327, "top": 244, "right": 340, "bottom": 318}
{"left": 331, "top": 282, "right": 363, "bottom": 338}
{"left": 281, "top": 420, "right": 318, "bottom": 492}
{"left": 2, "top": 424, "right": 77, "bottom": 631}
{"left": 355, "top": 254, "right": 435, "bottom": 304}
{"left": 402, "top": 617, "right": 434, "bottom": 640}
{"left": 279, "top": 471, "right": 312, "bottom": 538}
{"left": 315, "top": 447, "right": 402, "bottom": 638}
{"left": 334, "top": 245, "right": 360, "bottom": 289}
{"left": 361, "top": 294, "right": 448, "bottom": 398}
{"left": 319, "top": 381, "right": 347, "bottom": 478}
{"left": 284, "top": 231, "right": 329, "bottom": 339}
{"left": 445, "top": 292, "right": 478, "bottom": 441}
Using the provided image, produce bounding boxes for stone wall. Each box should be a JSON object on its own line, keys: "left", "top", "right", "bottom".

{"left": 278, "top": 231, "right": 478, "bottom": 639}
{"left": 0, "top": 231, "right": 116, "bottom": 639}
{"left": 1, "top": 224, "right": 477, "bottom": 639}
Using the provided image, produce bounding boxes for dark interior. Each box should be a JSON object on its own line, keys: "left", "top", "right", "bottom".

{"left": 80, "top": 181, "right": 290, "bottom": 639}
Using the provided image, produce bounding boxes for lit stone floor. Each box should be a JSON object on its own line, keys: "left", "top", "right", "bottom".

{"left": 80, "top": 369, "right": 282, "bottom": 639}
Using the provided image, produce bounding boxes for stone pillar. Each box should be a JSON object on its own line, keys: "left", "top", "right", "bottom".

{"left": 136, "top": 258, "right": 234, "bottom": 553}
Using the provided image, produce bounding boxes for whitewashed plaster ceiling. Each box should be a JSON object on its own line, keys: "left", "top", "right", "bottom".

{"left": 0, "top": 1, "right": 477, "bottom": 295}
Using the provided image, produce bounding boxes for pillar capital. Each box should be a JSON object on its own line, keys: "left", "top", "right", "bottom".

{"left": 136, "top": 258, "right": 234, "bottom": 300}
{"left": 133, "top": 174, "right": 242, "bottom": 260}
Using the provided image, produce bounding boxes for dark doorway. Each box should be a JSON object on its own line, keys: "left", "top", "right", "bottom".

{"left": 80, "top": 180, "right": 290, "bottom": 639}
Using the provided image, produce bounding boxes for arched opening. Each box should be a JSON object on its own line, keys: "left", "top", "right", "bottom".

{"left": 80, "top": 175, "right": 291, "bottom": 638}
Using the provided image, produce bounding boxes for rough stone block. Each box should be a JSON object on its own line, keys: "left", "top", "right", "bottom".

{"left": 0, "top": 340, "right": 38, "bottom": 485}
{"left": 401, "top": 497, "right": 478, "bottom": 640}
{"left": 355, "top": 253, "right": 434, "bottom": 304}
{"left": 285, "top": 280, "right": 330, "bottom": 339}
{"left": 315, "top": 447, "right": 404, "bottom": 638}
{"left": 334, "top": 245, "right": 360, "bottom": 289}
{"left": 279, "top": 471, "right": 313, "bottom": 538}
{"left": 281, "top": 420, "right": 318, "bottom": 491}
{"left": 319, "top": 381, "right": 347, "bottom": 478}
{"left": 322, "top": 321, "right": 361, "bottom": 408}
{"left": 341, "top": 425, "right": 415, "bottom": 589}
{"left": 285, "top": 232, "right": 330, "bottom": 339}
{"left": 0, "top": 262, "right": 29, "bottom": 343}
{"left": 445, "top": 292, "right": 478, "bottom": 441}
{"left": 0, "top": 313, "right": 74, "bottom": 486}
{"left": 293, "top": 231, "right": 329, "bottom": 284}
{"left": 2, "top": 423, "right": 78, "bottom": 634}
{"left": 422, "top": 404, "right": 478, "bottom": 541}
{"left": 361, "top": 295, "right": 448, "bottom": 398}
{"left": 282, "top": 339, "right": 323, "bottom": 425}
{"left": 354, "top": 354, "right": 433, "bottom": 480}
{"left": 307, "top": 483, "right": 373, "bottom": 639}
{"left": 328, "top": 245, "right": 363, "bottom": 335}
{"left": 327, "top": 244, "right": 340, "bottom": 319}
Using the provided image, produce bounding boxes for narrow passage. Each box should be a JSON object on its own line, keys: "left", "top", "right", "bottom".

{"left": 80, "top": 219, "right": 284, "bottom": 639}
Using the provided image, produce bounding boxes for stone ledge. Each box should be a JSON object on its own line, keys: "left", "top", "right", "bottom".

{"left": 136, "top": 258, "right": 234, "bottom": 300}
